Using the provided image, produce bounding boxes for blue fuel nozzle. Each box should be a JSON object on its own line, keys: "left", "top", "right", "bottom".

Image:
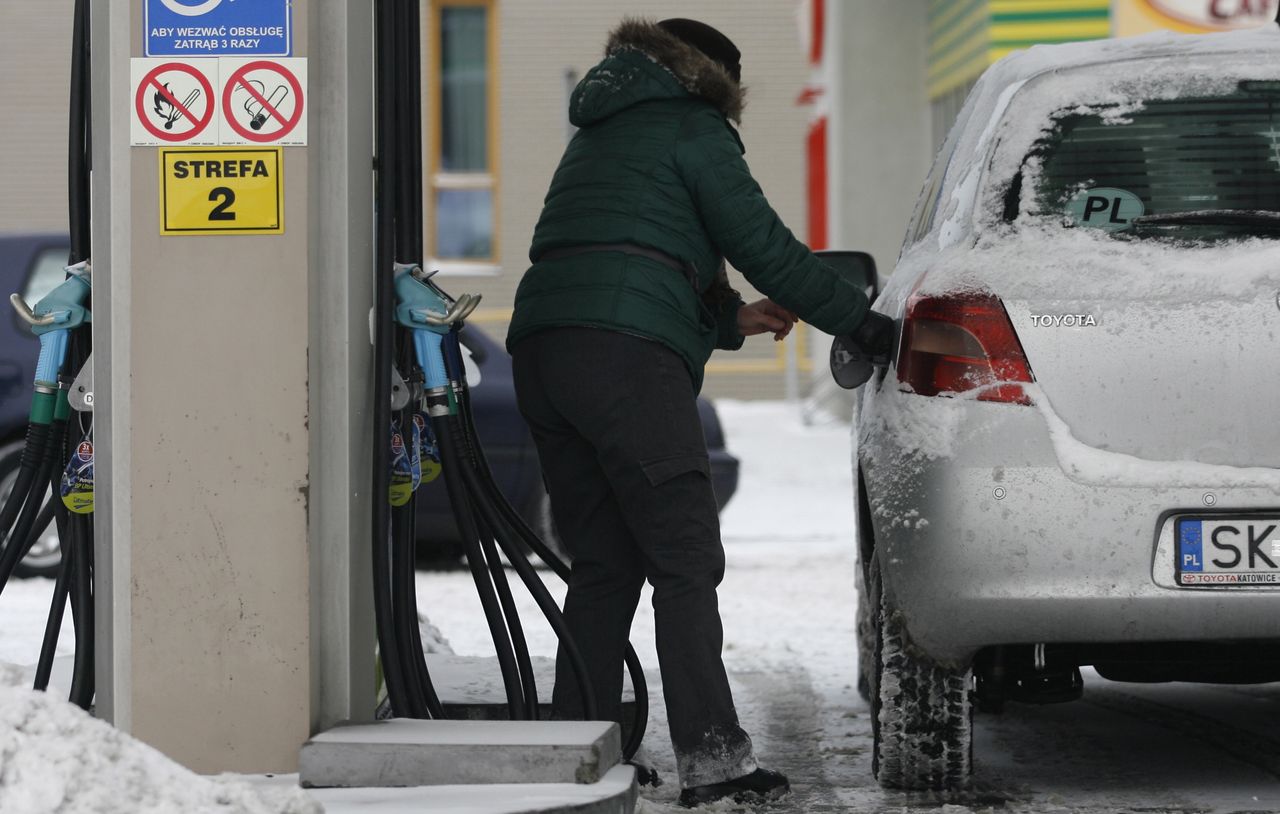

{"left": 12, "top": 262, "right": 92, "bottom": 391}
{"left": 393, "top": 265, "right": 452, "bottom": 391}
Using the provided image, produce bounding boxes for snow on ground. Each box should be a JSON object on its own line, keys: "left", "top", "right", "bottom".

{"left": 716, "top": 400, "right": 856, "bottom": 544}
{"left": 0, "top": 665, "right": 318, "bottom": 814}
{"left": 0, "top": 578, "right": 75, "bottom": 670}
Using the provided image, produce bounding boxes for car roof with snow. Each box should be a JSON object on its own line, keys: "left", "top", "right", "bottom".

{"left": 930, "top": 26, "right": 1280, "bottom": 246}
{"left": 984, "top": 25, "right": 1280, "bottom": 89}
{"left": 886, "top": 26, "right": 1280, "bottom": 306}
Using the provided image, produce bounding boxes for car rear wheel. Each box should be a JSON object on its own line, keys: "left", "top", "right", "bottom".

{"left": 869, "top": 551, "right": 973, "bottom": 790}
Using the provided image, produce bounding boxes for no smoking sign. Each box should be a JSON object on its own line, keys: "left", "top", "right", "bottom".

{"left": 219, "top": 58, "right": 307, "bottom": 146}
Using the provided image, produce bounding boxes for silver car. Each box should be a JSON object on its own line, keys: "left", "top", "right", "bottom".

{"left": 844, "top": 28, "right": 1280, "bottom": 791}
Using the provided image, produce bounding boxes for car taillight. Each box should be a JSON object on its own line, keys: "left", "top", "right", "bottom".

{"left": 897, "top": 291, "right": 1034, "bottom": 405}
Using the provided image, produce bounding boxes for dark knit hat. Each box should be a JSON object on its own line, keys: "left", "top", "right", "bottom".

{"left": 657, "top": 18, "right": 741, "bottom": 83}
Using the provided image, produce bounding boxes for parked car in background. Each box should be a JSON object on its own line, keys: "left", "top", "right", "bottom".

{"left": 844, "top": 29, "right": 1280, "bottom": 791}
{"left": 0, "top": 235, "right": 72, "bottom": 579}
{"left": 0, "top": 234, "right": 739, "bottom": 573}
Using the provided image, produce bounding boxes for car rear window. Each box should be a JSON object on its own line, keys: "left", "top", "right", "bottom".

{"left": 1024, "top": 86, "right": 1280, "bottom": 239}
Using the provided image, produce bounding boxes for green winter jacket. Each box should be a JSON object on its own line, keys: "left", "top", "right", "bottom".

{"left": 506, "top": 19, "right": 870, "bottom": 392}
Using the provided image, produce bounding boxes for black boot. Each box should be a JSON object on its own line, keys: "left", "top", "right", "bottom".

{"left": 678, "top": 768, "right": 790, "bottom": 808}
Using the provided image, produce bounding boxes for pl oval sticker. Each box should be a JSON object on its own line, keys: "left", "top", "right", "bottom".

{"left": 1066, "top": 188, "right": 1145, "bottom": 232}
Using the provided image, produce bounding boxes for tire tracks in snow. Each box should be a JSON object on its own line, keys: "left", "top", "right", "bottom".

{"left": 732, "top": 666, "right": 849, "bottom": 812}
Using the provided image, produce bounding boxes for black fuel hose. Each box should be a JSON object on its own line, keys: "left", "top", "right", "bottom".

{"left": 0, "top": 423, "right": 52, "bottom": 556}
{"left": 34, "top": 491, "right": 72, "bottom": 692}
{"left": 456, "top": 453, "right": 598, "bottom": 722}
{"left": 68, "top": 0, "right": 90, "bottom": 266}
{"left": 389, "top": 406, "right": 423, "bottom": 718}
{"left": 64, "top": 329, "right": 94, "bottom": 710}
{"left": 391, "top": 429, "right": 428, "bottom": 719}
{"left": 0, "top": 421, "right": 65, "bottom": 593}
{"left": 476, "top": 513, "right": 540, "bottom": 720}
{"left": 388, "top": 0, "right": 444, "bottom": 720}
{"left": 65, "top": 0, "right": 94, "bottom": 710}
{"left": 436, "top": 410, "right": 527, "bottom": 720}
{"left": 389, "top": 0, "right": 420, "bottom": 719}
{"left": 394, "top": 455, "right": 445, "bottom": 719}
{"left": 398, "top": 438, "right": 444, "bottom": 720}
{"left": 372, "top": 0, "right": 411, "bottom": 717}
{"left": 391, "top": 500, "right": 423, "bottom": 717}
{"left": 67, "top": 510, "right": 93, "bottom": 710}
{"left": 17, "top": 492, "right": 58, "bottom": 569}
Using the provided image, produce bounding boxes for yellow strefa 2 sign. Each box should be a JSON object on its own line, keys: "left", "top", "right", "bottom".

{"left": 159, "top": 147, "right": 283, "bottom": 235}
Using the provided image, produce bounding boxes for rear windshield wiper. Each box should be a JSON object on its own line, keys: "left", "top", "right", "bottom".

{"left": 1129, "top": 209, "right": 1280, "bottom": 229}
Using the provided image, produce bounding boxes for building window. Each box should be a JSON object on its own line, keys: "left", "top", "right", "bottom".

{"left": 431, "top": 0, "right": 496, "bottom": 266}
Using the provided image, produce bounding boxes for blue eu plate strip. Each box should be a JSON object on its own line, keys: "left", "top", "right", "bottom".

{"left": 1179, "top": 520, "right": 1203, "bottom": 573}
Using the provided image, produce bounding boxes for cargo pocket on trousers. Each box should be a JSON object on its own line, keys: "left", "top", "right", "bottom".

{"left": 635, "top": 454, "right": 721, "bottom": 565}
{"left": 640, "top": 455, "right": 711, "bottom": 488}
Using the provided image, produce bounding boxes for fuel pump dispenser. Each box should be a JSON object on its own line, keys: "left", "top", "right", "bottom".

{"left": 0, "top": 0, "right": 95, "bottom": 712}
{"left": 1, "top": 0, "right": 648, "bottom": 784}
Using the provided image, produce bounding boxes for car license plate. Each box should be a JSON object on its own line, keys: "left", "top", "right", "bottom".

{"left": 1176, "top": 517, "right": 1280, "bottom": 586}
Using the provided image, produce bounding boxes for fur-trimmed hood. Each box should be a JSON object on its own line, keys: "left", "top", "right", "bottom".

{"left": 569, "top": 18, "right": 745, "bottom": 127}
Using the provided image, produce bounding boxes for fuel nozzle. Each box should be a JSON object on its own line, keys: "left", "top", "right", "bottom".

{"left": 10, "top": 261, "right": 92, "bottom": 412}
{"left": 392, "top": 264, "right": 481, "bottom": 407}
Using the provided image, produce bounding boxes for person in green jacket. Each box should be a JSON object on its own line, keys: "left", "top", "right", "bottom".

{"left": 507, "top": 17, "right": 891, "bottom": 808}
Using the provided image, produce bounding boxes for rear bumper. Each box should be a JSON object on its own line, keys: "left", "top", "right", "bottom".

{"left": 859, "top": 386, "right": 1280, "bottom": 665}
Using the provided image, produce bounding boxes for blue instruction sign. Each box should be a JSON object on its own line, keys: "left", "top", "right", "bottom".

{"left": 145, "top": 0, "right": 292, "bottom": 57}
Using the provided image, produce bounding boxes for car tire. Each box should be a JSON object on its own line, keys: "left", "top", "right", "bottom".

{"left": 869, "top": 551, "right": 973, "bottom": 791}
{"left": 0, "top": 439, "right": 61, "bottom": 580}
{"left": 855, "top": 561, "right": 873, "bottom": 702}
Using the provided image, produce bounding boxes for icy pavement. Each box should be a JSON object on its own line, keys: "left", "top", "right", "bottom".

{"left": 421, "top": 400, "right": 1280, "bottom": 814}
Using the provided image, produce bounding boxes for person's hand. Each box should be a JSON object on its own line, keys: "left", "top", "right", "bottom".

{"left": 847, "top": 311, "right": 896, "bottom": 365}
{"left": 737, "top": 299, "right": 798, "bottom": 341}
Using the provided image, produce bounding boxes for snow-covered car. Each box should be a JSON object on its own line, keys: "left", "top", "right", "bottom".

{"left": 847, "top": 28, "right": 1280, "bottom": 791}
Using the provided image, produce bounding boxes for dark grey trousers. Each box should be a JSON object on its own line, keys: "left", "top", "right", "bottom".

{"left": 511, "top": 327, "right": 756, "bottom": 788}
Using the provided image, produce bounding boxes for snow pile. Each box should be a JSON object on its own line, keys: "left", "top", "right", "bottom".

{"left": 0, "top": 673, "right": 320, "bottom": 814}
{"left": 418, "top": 614, "right": 453, "bottom": 655}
